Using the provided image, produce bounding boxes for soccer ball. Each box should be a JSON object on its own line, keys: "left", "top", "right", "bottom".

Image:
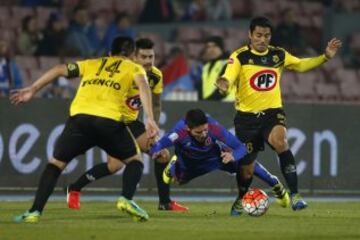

{"left": 241, "top": 188, "right": 269, "bottom": 216}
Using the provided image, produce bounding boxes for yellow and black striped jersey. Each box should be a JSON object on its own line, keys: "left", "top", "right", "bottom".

{"left": 122, "top": 66, "right": 163, "bottom": 122}
{"left": 67, "top": 56, "right": 146, "bottom": 121}
{"left": 223, "top": 45, "right": 327, "bottom": 113}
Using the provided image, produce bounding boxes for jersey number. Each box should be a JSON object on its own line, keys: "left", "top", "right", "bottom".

{"left": 96, "top": 59, "right": 122, "bottom": 77}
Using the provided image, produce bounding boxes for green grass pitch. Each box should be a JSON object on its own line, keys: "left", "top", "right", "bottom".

{"left": 1, "top": 201, "right": 360, "bottom": 240}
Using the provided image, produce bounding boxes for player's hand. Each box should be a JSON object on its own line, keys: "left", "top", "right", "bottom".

{"left": 325, "top": 38, "right": 342, "bottom": 59}
{"left": 154, "top": 149, "right": 170, "bottom": 163}
{"left": 145, "top": 118, "right": 160, "bottom": 138}
{"left": 9, "top": 86, "right": 36, "bottom": 105}
{"left": 215, "top": 77, "right": 229, "bottom": 93}
{"left": 221, "top": 151, "right": 234, "bottom": 164}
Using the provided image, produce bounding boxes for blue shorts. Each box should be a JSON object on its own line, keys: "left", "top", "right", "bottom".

{"left": 174, "top": 155, "right": 239, "bottom": 184}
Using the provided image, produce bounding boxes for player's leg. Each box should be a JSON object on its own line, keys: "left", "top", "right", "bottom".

{"left": 66, "top": 156, "right": 125, "bottom": 209}
{"left": 15, "top": 116, "right": 95, "bottom": 222}
{"left": 99, "top": 122, "right": 149, "bottom": 221}
{"left": 254, "top": 161, "right": 290, "bottom": 207}
{"left": 265, "top": 109, "right": 307, "bottom": 210}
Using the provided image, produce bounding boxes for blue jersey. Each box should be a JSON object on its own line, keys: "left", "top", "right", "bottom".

{"left": 150, "top": 116, "right": 247, "bottom": 178}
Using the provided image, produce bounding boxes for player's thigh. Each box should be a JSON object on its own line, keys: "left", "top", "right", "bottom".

{"left": 127, "top": 120, "right": 152, "bottom": 152}
{"left": 107, "top": 155, "right": 125, "bottom": 173}
{"left": 97, "top": 121, "right": 140, "bottom": 162}
{"left": 262, "top": 109, "right": 288, "bottom": 151}
{"left": 234, "top": 111, "right": 264, "bottom": 153}
{"left": 53, "top": 116, "right": 96, "bottom": 163}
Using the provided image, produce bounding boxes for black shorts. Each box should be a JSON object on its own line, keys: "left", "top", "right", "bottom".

{"left": 234, "top": 108, "right": 287, "bottom": 161}
{"left": 126, "top": 120, "right": 146, "bottom": 139}
{"left": 54, "top": 114, "right": 138, "bottom": 162}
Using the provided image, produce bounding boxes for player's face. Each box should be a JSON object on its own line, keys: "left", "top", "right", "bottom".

{"left": 189, "top": 123, "right": 209, "bottom": 143}
{"left": 249, "top": 26, "right": 272, "bottom": 52}
{"left": 135, "top": 49, "right": 155, "bottom": 71}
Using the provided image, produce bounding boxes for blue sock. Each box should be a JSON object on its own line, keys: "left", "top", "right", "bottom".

{"left": 254, "top": 161, "right": 279, "bottom": 187}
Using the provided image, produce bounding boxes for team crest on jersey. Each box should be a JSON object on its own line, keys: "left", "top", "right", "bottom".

{"left": 273, "top": 55, "right": 280, "bottom": 63}
{"left": 248, "top": 59, "right": 254, "bottom": 64}
{"left": 228, "top": 58, "right": 234, "bottom": 64}
{"left": 126, "top": 95, "right": 142, "bottom": 110}
{"left": 250, "top": 70, "right": 277, "bottom": 91}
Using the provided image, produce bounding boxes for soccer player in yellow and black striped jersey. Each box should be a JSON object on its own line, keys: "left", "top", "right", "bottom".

{"left": 10, "top": 37, "right": 159, "bottom": 223}
{"left": 216, "top": 16, "right": 342, "bottom": 212}
{"left": 67, "top": 38, "right": 188, "bottom": 212}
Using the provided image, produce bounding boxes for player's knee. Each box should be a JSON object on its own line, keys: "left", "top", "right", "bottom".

{"left": 271, "top": 138, "right": 288, "bottom": 153}
{"left": 155, "top": 149, "right": 170, "bottom": 163}
{"left": 49, "top": 158, "right": 67, "bottom": 170}
{"left": 107, "top": 161, "right": 124, "bottom": 173}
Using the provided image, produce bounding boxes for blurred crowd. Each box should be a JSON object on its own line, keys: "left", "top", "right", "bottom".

{"left": 0, "top": 0, "right": 359, "bottom": 102}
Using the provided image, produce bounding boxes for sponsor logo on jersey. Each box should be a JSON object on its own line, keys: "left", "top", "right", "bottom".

{"left": 81, "top": 78, "right": 121, "bottom": 90}
{"left": 250, "top": 70, "right": 277, "bottom": 91}
{"left": 126, "top": 95, "right": 142, "bottom": 110}
{"left": 228, "top": 58, "right": 234, "bottom": 64}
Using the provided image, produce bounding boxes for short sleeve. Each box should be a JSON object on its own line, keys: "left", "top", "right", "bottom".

{"left": 153, "top": 71, "right": 163, "bottom": 94}
{"left": 222, "top": 51, "right": 241, "bottom": 86}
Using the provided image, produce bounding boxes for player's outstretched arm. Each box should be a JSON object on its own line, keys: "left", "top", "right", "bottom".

{"left": 325, "top": 37, "right": 342, "bottom": 59}
{"left": 10, "top": 64, "right": 68, "bottom": 105}
{"left": 134, "top": 74, "right": 159, "bottom": 138}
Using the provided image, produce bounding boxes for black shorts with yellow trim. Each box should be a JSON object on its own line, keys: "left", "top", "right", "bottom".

{"left": 126, "top": 120, "right": 146, "bottom": 139}
{"left": 234, "top": 108, "right": 287, "bottom": 161}
{"left": 54, "top": 114, "right": 138, "bottom": 162}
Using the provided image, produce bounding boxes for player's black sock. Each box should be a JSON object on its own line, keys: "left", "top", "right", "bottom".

{"left": 29, "top": 163, "right": 62, "bottom": 213}
{"left": 155, "top": 161, "right": 171, "bottom": 204}
{"left": 278, "top": 150, "right": 298, "bottom": 194}
{"left": 122, "top": 161, "right": 143, "bottom": 200}
{"left": 70, "top": 163, "right": 111, "bottom": 191}
{"left": 236, "top": 173, "right": 253, "bottom": 199}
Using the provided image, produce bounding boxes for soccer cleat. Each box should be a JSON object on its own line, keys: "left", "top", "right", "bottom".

{"left": 158, "top": 201, "right": 189, "bottom": 212}
{"left": 291, "top": 193, "right": 308, "bottom": 211}
{"left": 272, "top": 183, "right": 290, "bottom": 208}
{"left": 230, "top": 197, "right": 243, "bottom": 216}
{"left": 14, "top": 210, "right": 41, "bottom": 223}
{"left": 162, "top": 155, "right": 177, "bottom": 184}
{"left": 117, "top": 196, "right": 149, "bottom": 222}
{"left": 65, "top": 186, "right": 81, "bottom": 210}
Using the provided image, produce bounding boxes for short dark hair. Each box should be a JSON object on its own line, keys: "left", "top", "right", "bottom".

{"left": 249, "top": 16, "right": 273, "bottom": 33}
{"left": 135, "top": 38, "right": 154, "bottom": 51}
{"left": 205, "top": 36, "right": 224, "bottom": 50}
{"left": 111, "top": 36, "right": 135, "bottom": 56}
{"left": 185, "top": 109, "right": 208, "bottom": 129}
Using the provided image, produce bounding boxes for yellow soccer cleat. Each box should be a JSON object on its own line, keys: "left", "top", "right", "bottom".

{"left": 272, "top": 182, "right": 291, "bottom": 208}
{"left": 162, "top": 155, "right": 177, "bottom": 184}
{"left": 14, "top": 211, "right": 41, "bottom": 223}
{"left": 117, "top": 197, "right": 149, "bottom": 222}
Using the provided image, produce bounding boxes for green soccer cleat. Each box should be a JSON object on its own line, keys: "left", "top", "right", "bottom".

{"left": 272, "top": 182, "right": 290, "bottom": 208}
{"left": 117, "top": 197, "right": 149, "bottom": 222}
{"left": 162, "top": 155, "right": 177, "bottom": 184}
{"left": 291, "top": 193, "right": 308, "bottom": 211}
{"left": 230, "top": 197, "right": 243, "bottom": 216}
{"left": 14, "top": 210, "right": 41, "bottom": 223}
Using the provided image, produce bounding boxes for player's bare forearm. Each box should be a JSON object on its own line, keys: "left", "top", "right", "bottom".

{"left": 136, "top": 75, "right": 154, "bottom": 121}
{"left": 32, "top": 64, "right": 68, "bottom": 93}
{"left": 215, "top": 77, "right": 230, "bottom": 94}
{"left": 152, "top": 93, "right": 161, "bottom": 124}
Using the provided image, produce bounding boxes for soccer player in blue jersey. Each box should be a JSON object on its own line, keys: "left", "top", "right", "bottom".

{"left": 149, "top": 108, "right": 290, "bottom": 215}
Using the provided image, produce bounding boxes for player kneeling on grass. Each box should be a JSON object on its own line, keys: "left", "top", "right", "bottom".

{"left": 149, "top": 109, "right": 290, "bottom": 216}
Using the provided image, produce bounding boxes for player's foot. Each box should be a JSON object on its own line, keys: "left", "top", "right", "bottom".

{"left": 163, "top": 155, "right": 177, "bottom": 184}
{"left": 158, "top": 201, "right": 189, "bottom": 212}
{"left": 272, "top": 182, "right": 290, "bottom": 208}
{"left": 65, "top": 186, "right": 81, "bottom": 210}
{"left": 291, "top": 193, "right": 308, "bottom": 211}
{"left": 230, "top": 197, "right": 243, "bottom": 216}
{"left": 117, "top": 196, "right": 149, "bottom": 222}
{"left": 14, "top": 210, "right": 41, "bottom": 223}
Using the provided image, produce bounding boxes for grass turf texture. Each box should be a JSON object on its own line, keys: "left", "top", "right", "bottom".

{"left": 1, "top": 201, "right": 360, "bottom": 240}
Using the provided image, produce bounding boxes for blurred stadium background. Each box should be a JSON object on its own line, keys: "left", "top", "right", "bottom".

{"left": 0, "top": 0, "right": 360, "bottom": 198}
